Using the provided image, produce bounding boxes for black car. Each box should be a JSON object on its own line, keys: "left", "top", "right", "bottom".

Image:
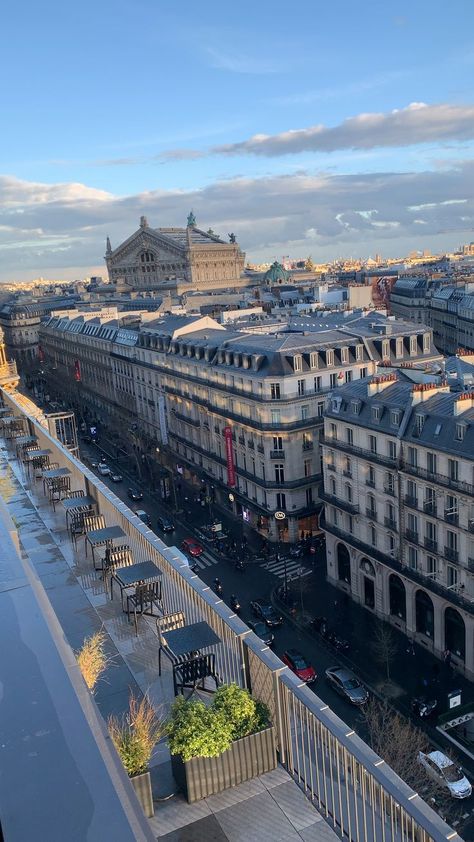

{"left": 248, "top": 620, "right": 274, "bottom": 647}
{"left": 250, "top": 598, "right": 283, "bottom": 627}
{"left": 157, "top": 515, "right": 175, "bottom": 533}
{"left": 128, "top": 487, "right": 144, "bottom": 501}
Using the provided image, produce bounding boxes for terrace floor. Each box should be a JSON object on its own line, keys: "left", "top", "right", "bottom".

{"left": 0, "top": 439, "right": 339, "bottom": 842}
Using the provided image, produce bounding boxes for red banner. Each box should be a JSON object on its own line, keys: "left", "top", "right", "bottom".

{"left": 74, "top": 359, "right": 81, "bottom": 382}
{"left": 224, "top": 426, "right": 236, "bottom": 487}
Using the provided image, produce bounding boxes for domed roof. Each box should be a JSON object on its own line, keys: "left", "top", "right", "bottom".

{"left": 264, "top": 261, "right": 291, "bottom": 284}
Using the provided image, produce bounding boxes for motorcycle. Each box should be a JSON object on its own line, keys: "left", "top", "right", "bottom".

{"left": 213, "top": 578, "right": 223, "bottom": 596}
{"left": 411, "top": 696, "right": 438, "bottom": 719}
{"left": 289, "top": 544, "right": 304, "bottom": 558}
{"left": 312, "top": 617, "right": 350, "bottom": 652}
{"left": 230, "top": 595, "right": 241, "bottom": 614}
{"left": 235, "top": 559, "right": 245, "bottom": 572}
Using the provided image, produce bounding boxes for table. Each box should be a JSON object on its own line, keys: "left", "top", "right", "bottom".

{"left": 162, "top": 621, "right": 221, "bottom": 697}
{"left": 62, "top": 494, "right": 97, "bottom": 510}
{"left": 85, "top": 524, "right": 127, "bottom": 563}
{"left": 43, "top": 467, "right": 71, "bottom": 479}
{"left": 162, "top": 621, "right": 220, "bottom": 658}
{"left": 24, "top": 448, "right": 51, "bottom": 460}
{"left": 111, "top": 560, "right": 163, "bottom": 612}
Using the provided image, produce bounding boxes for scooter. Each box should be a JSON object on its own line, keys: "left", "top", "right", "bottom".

{"left": 411, "top": 696, "right": 438, "bottom": 718}
{"left": 235, "top": 559, "right": 245, "bottom": 572}
{"left": 230, "top": 595, "right": 241, "bottom": 614}
{"left": 213, "top": 578, "right": 223, "bottom": 596}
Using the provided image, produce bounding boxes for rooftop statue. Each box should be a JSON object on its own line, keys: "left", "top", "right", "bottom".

{"left": 228, "top": 232, "right": 236, "bottom": 243}
{"left": 187, "top": 211, "right": 196, "bottom": 228}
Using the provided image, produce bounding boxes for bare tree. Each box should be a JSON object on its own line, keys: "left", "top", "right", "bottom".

{"left": 363, "top": 698, "right": 467, "bottom": 832}
{"left": 372, "top": 622, "right": 398, "bottom": 681}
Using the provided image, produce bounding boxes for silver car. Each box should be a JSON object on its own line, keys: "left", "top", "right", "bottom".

{"left": 325, "top": 666, "right": 369, "bottom": 705}
{"left": 418, "top": 751, "right": 472, "bottom": 799}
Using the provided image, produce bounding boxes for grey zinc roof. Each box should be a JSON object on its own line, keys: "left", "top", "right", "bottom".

{"left": 325, "top": 378, "right": 413, "bottom": 435}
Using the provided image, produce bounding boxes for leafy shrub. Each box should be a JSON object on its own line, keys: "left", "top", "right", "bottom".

{"left": 108, "top": 693, "right": 165, "bottom": 777}
{"left": 167, "top": 685, "right": 271, "bottom": 760}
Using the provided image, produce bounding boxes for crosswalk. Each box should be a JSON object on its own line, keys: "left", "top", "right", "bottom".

{"left": 193, "top": 550, "right": 220, "bottom": 569}
{"left": 260, "top": 556, "right": 312, "bottom": 581}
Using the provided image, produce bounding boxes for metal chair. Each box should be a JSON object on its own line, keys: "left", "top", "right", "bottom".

{"left": 126, "top": 582, "right": 162, "bottom": 634}
{"left": 172, "top": 653, "right": 220, "bottom": 697}
{"left": 156, "top": 612, "right": 186, "bottom": 675}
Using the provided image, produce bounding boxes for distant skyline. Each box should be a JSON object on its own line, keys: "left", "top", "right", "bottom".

{"left": 1, "top": 0, "right": 473, "bottom": 281}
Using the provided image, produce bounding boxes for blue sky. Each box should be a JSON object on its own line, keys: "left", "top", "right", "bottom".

{"left": 1, "top": 0, "right": 473, "bottom": 279}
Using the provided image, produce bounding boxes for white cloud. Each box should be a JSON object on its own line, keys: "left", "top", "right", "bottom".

{"left": 0, "top": 161, "right": 472, "bottom": 280}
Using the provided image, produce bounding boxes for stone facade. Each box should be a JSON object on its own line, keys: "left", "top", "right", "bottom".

{"left": 105, "top": 216, "right": 248, "bottom": 294}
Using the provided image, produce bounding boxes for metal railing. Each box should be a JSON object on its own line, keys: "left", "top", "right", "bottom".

{"left": 0, "top": 387, "right": 462, "bottom": 842}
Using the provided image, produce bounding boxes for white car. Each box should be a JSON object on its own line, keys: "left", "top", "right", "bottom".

{"left": 97, "top": 463, "right": 111, "bottom": 476}
{"left": 418, "top": 750, "right": 472, "bottom": 799}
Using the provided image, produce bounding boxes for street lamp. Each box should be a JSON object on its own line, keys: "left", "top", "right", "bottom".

{"left": 275, "top": 511, "right": 287, "bottom": 596}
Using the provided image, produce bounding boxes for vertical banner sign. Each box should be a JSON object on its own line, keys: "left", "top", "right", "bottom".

{"left": 74, "top": 360, "right": 81, "bottom": 382}
{"left": 158, "top": 394, "right": 168, "bottom": 446}
{"left": 38, "top": 345, "right": 45, "bottom": 363}
{"left": 224, "top": 426, "right": 236, "bottom": 487}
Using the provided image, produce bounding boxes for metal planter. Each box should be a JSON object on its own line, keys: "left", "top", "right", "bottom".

{"left": 171, "top": 726, "right": 276, "bottom": 803}
{"left": 130, "top": 770, "right": 154, "bottom": 817}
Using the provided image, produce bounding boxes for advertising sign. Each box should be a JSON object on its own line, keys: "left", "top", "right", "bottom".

{"left": 224, "top": 426, "right": 236, "bottom": 487}
{"left": 74, "top": 359, "right": 81, "bottom": 382}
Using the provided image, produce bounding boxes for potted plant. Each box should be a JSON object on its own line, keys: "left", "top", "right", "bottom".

{"left": 76, "top": 631, "right": 109, "bottom": 693}
{"left": 167, "top": 684, "right": 276, "bottom": 803}
{"left": 108, "top": 693, "right": 164, "bottom": 817}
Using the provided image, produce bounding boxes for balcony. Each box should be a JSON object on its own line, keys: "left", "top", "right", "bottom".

{"left": 384, "top": 517, "right": 397, "bottom": 530}
{"left": 445, "top": 510, "right": 459, "bottom": 526}
{"left": 423, "top": 500, "right": 436, "bottom": 515}
{"left": 320, "top": 433, "right": 397, "bottom": 469}
{"left": 404, "top": 494, "right": 418, "bottom": 509}
{"left": 327, "top": 462, "right": 336, "bottom": 472}
{"left": 247, "top": 439, "right": 255, "bottom": 450}
{"left": 469, "top": 521, "right": 474, "bottom": 534}
{"left": 384, "top": 485, "right": 396, "bottom": 497}
{"left": 400, "top": 460, "right": 474, "bottom": 496}
{"left": 366, "top": 478, "right": 376, "bottom": 488}
{"left": 302, "top": 441, "right": 314, "bottom": 451}
{"left": 366, "top": 507, "right": 378, "bottom": 520}
{"left": 270, "top": 450, "right": 285, "bottom": 460}
{"left": 405, "top": 529, "right": 419, "bottom": 544}
{"left": 342, "top": 469, "right": 352, "bottom": 478}
{"left": 238, "top": 435, "right": 245, "bottom": 446}
{"left": 320, "top": 490, "right": 359, "bottom": 515}
{"left": 424, "top": 537, "right": 438, "bottom": 553}
{"left": 257, "top": 444, "right": 264, "bottom": 454}
{"left": 468, "top": 558, "right": 474, "bottom": 573}
{"left": 444, "top": 546, "right": 459, "bottom": 563}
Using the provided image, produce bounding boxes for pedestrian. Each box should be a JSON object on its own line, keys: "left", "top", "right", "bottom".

{"left": 333, "top": 599, "right": 339, "bottom": 612}
{"left": 444, "top": 648, "right": 452, "bottom": 667}
{"left": 406, "top": 640, "right": 415, "bottom": 656}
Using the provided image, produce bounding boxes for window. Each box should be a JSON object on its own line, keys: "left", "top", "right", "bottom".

{"left": 345, "top": 370, "right": 353, "bottom": 383}
{"left": 327, "top": 450, "right": 335, "bottom": 470}
{"left": 270, "top": 383, "right": 280, "bottom": 400}
{"left": 396, "top": 338, "right": 404, "bottom": 358}
{"left": 304, "top": 459, "right": 312, "bottom": 477}
{"left": 367, "top": 494, "right": 377, "bottom": 518}
{"left": 427, "top": 452, "right": 437, "bottom": 475}
{"left": 301, "top": 405, "right": 309, "bottom": 420}
{"left": 271, "top": 409, "right": 281, "bottom": 425}
{"left": 330, "top": 476, "right": 336, "bottom": 495}
{"left": 273, "top": 436, "right": 283, "bottom": 451}
{"left": 388, "top": 440, "right": 397, "bottom": 459}
{"left": 294, "top": 355, "right": 302, "bottom": 372}
{"left": 423, "top": 333, "right": 431, "bottom": 353}
{"left": 446, "top": 494, "right": 458, "bottom": 522}
{"left": 372, "top": 406, "right": 381, "bottom": 422}
{"left": 407, "top": 512, "right": 418, "bottom": 535}
{"left": 347, "top": 514, "right": 354, "bottom": 533}
{"left": 351, "top": 400, "right": 361, "bottom": 415}
{"left": 448, "top": 459, "right": 459, "bottom": 481}
{"left": 425, "top": 521, "right": 437, "bottom": 548}
{"left": 330, "top": 423, "right": 338, "bottom": 440}
{"left": 387, "top": 533, "right": 396, "bottom": 554}
{"left": 456, "top": 424, "right": 466, "bottom": 442}
{"left": 330, "top": 373, "right": 337, "bottom": 388}
{"left": 369, "top": 434, "right": 377, "bottom": 454}
{"left": 370, "top": 525, "right": 377, "bottom": 547}
{"left": 385, "top": 472, "right": 395, "bottom": 494}
{"left": 346, "top": 483, "right": 353, "bottom": 502}
{"left": 382, "top": 339, "right": 390, "bottom": 359}
{"left": 360, "top": 367, "right": 368, "bottom": 378}
{"left": 407, "top": 446, "right": 418, "bottom": 467}
{"left": 410, "top": 336, "right": 417, "bottom": 355}
{"left": 391, "top": 410, "right": 401, "bottom": 426}
{"left": 414, "top": 414, "right": 425, "bottom": 435}
{"left": 306, "top": 487, "right": 313, "bottom": 506}
{"left": 367, "top": 465, "right": 375, "bottom": 487}
{"left": 356, "top": 344, "right": 364, "bottom": 361}
{"left": 326, "top": 350, "right": 334, "bottom": 366}
{"left": 310, "top": 352, "right": 319, "bottom": 369}
{"left": 408, "top": 546, "right": 418, "bottom": 569}
{"left": 346, "top": 427, "right": 353, "bottom": 445}
{"left": 446, "top": 530, "right": 458, "bottom": 552}
{"left": 297, "top": 378, "right": 306, "bottom": 396}
{"left": 447, "top": 566, "right": 459, "bottom": 589}
{"left": 276, "top": 492, "right": 286, "bottom": 509}
{"left": 303, "top": 432, "right": 313, "bottom": 450}
{"left": 344, "top": 456, "right": 352, "bottom": 476}
{"left": 317, "top": 401, "right": 325, "bottom": 417}
{"left": 314, "top": 376, "right": 322, "bottom": 392}
{"left": 427, "top": 556, "right": 437, "bottom": 576}
{"left": 341, "top": 347, "right": 349, "bottom": 364}
{"left": 333, "top": 507, "right": 339, "bottom": 526}
{"left": 274, "top": 464, "right": 285, "bottom": 483}
{"left": 407, "top": 479, "right": 417, "bottom": 501}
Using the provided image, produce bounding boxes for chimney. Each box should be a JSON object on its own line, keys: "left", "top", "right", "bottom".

{"left": 411, "top": 382, "right": 449, "bottom": 405}
{"left": 367, "top": 372, "right": 397, "bottom": 397}
{"left": 456, "top": 348, "right": 474, "bottom": 365}
{"left": 454, "top": 392, "right": 474, "bottom": 416}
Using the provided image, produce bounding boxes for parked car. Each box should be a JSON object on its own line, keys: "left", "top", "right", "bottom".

{"left": 128, "top": 487, "right": 144, "bottom": 501}
{"left": 418, "top": 751, "right": 472, "bottom": 799}
{"left": 157, "top": 515, "right": 175, "bottom": 533}
{"left": 325, "top": 666, "right": 368, "bottom": 705}
{"left": 250, "top": 598, "right": 283, "bottom": 627}
{"left": 283, "top": 648, "right": 316, "bottom": 684}
{"left": 98, "top": 463, "right": 110, "bottom": 476}
{"left": 248, "top": 620, "right": 274, "bottom": 647}
{"left": 110, "top": 472, "right": 123, "bottom": 483}
{"left": 181, "top": 537, "right": 204, "bottom": 557}
{"left": 135, "top": 509, "right": 151, "bottom": 526}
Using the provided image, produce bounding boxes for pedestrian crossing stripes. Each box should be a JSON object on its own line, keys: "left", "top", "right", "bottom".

{"left": 261, "top": 557, "right": 312, "bottom": 580}
{"left": 193, "top": 551, "right": 219, "bottom": 569}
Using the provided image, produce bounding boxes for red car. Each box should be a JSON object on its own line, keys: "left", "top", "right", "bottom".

{"left": 283, "top": 648, "right": 317, "bottom": 684}
{"left": 181, "top": 538, "right": 204, "bottom": 557}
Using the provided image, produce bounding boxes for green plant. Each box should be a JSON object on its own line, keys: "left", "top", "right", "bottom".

{"left": 166, "top": 685, "right": 272, "bottom": 761}
{"left": 167, "top": 697, "right": 233, "bottom": 761}
{"left": 108, "top": 693, "right": 165, "bottom": 777}
{"left": 76, "top": 631, "right": 108, "bottom": 693}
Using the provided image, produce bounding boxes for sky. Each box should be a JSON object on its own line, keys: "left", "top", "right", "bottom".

{"left": 1, "top": 0, "right": 474, "bottom": 281}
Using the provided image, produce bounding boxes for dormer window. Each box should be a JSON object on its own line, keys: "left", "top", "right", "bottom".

{"left": 414, "top": 414, "right": 425, "bottom": 436}
{"left": 423, "top": 333, "right": 431, "bottom": 353}
{"left": 356, "top": 344, "right": 364, "bottom": 361}
{"left": 326, "top": 350, "right": 334, "bottom": 366}
{"left": 372, "top": 405, "right": 382, "bottom": 422}
{"left": 351, "top": 399, "right": 361, "bottom": 415}
{"left": 391, "top": 410, "right": 401, "bottom": 426}
{"left": 310, "top": 352, "right": 318, "bottom": 369}
{"left": 410, "top": 336, "right": 417, "bottom": 355}
{"left": 456, "top": 423, "right": 466, "bottom": 442}
{"left": 396, "top": 338, "right": 404, "bottom": 358}
{"left": 382, "top": 339, "right": 390, "bottom": 360}
{"left": 341, "top": 347, "right": 349, "bottom": 364}
{"left": 294, "top": 354, "right": 302, "bottom": 372}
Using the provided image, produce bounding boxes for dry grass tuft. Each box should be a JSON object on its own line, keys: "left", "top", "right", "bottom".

{"left": 76, "top": 631, "right": 109, "bottom": 693}
{"left": 108, "top": 693, "right": 165, "bottom": 776}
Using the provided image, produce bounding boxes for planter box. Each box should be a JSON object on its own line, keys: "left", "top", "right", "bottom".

{"left": 171, "top": 726, "right": 276, "bottom": 803}
{"left": 130, "top": 770, "right": 154, "bottom": 818}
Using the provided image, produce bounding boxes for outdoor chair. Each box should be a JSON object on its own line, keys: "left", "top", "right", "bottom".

{"left": 126, "top": 582, "right": 162, "bottom": 634}
{"left": 156, "top": 611, "right": 186, "bottom": 675}
{"left": 172, "top": 653, "right": 220, "bottom": 697}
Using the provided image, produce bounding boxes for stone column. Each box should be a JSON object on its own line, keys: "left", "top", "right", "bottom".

{"left": 405, "top": 580, "right": 416, "bottom": 635}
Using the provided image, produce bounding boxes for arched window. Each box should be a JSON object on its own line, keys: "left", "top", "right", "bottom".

{"left": 330, "top": 476, "right": 336, "bottom": 496}
{"left": 415, "top": 590, "right": 434, "bottom": 638}
{"left": 389, "top": 574, "right": 406, "bottom": 620}
{"left": 337, "top": 543, "right": 351, "bottom": 584}
{"left": 140, "top": 251, "right": 155, "bottom": 264}
{"left": 445, "top": 607, "right": 465, "bottom": 660}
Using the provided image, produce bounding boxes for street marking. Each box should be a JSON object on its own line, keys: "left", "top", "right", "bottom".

{"left": 261, "top": 557, "right": 313, "bottom": 580}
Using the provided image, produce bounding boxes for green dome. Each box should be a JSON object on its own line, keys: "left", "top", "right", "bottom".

{"left": 264, "top": 261, "right": 290, "bottom": 284}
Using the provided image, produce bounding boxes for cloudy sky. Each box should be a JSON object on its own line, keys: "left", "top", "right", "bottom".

{"left": 1, "top": 0, "right": 473, "bottom": 281}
